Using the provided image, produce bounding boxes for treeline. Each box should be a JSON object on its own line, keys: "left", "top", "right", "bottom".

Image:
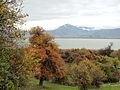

{"left": 57, "top": 47, "right": 120, "bottom": 90}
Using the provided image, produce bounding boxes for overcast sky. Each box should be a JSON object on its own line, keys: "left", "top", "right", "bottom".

{"left": 23, "top": 0, "right": 120, "bottom": 30}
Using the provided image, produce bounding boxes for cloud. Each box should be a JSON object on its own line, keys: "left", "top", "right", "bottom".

{"left": 23, "top": 15, "right": 120, "bottom": 30}
{"left": 23, "top": 0, "right": 120, "bottom": 29}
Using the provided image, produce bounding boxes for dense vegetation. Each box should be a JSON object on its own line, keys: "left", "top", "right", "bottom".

{"left": 58, "top": 47, "right": 120, "bottom": 90}
{"left": 0, "top": 0, "right": 120, "bottom": 90}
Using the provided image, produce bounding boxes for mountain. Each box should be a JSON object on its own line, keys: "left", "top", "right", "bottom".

{"left": 47, "top": 24, "right": 120, "bottom": 39}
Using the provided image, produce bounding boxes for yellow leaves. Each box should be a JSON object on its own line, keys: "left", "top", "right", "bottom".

{"left": 0, "top": 3, "right": 9, "bottom": 14}
{"left": 30, "top": 35, "right": 43, "bottom": 45}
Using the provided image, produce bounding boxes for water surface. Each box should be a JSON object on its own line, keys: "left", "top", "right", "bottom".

{"left": 54, "top": 38, "right": 120, "bottom": 50}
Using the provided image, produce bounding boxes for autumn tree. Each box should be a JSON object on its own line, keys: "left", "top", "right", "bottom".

{"left": 29, "top": 26, "right": 64, "bottom": 86}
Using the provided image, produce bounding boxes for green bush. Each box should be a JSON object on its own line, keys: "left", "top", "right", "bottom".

{"left": 96, "top": 56, "right": 120, "bottom": 83}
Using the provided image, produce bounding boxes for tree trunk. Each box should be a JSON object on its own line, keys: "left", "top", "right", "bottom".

{"left": 39, "top": 77, "right": 44, "bottom": 87}
{"left": 80, "top": 85, "right": 88, "bottom": 90}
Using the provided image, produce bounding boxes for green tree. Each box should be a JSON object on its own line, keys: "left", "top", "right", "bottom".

{"left": 0, "top": 0, "right": 32, "bottom": 89}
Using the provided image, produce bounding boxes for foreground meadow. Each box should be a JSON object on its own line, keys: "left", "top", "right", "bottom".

{"left": 30, "top": 78, "right": 120, "bottom": 90}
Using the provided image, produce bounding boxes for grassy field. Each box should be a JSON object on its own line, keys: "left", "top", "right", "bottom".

{"left": 31, "top": 78, "right": 120, "bottom": 90}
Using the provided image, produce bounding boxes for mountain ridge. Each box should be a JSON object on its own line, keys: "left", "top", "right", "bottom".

{"left": 47, "top": 24, "right": 120, "bottom": 39}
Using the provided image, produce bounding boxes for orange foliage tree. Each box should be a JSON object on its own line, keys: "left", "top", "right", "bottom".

{"left": 28, "top": 26, "right": 64, "bottom": 86}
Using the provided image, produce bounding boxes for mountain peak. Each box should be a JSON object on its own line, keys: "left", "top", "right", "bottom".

{"left": 63, "top": 24, "right": 74, "bottom": 27}
{"left": 57, "top": 24, "right": 80, "bottom": 31}
{"left": 59, "top": 24, "right": 76, "bottom": 28}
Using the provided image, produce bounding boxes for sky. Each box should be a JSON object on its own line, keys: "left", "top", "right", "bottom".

{"left": 23, "top": 0, "right": 120, "bottom": 30}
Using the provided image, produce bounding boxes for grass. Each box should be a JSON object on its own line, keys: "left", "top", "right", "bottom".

{"left": 31, "top": 78, "right": 120, "bottom": 90}
{"left": 90, "top": 84, "right": 120, "bottom": 90}
{"left": 31, "top": 78, "right": 77, "bottom": 90}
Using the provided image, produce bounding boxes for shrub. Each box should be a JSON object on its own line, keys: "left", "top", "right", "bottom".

{"left": 65, "top": 60, "right": 106, "bottom": 90}
{"left": 96, "top": 56, "right": 120, "bottom": 83}
{"left": 60, "top": 48, "right": 98, "bottom": 63}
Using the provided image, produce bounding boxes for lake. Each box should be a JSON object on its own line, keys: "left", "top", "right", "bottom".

{"left": 54, "top": 38, "right": 120, "bottom": 50}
